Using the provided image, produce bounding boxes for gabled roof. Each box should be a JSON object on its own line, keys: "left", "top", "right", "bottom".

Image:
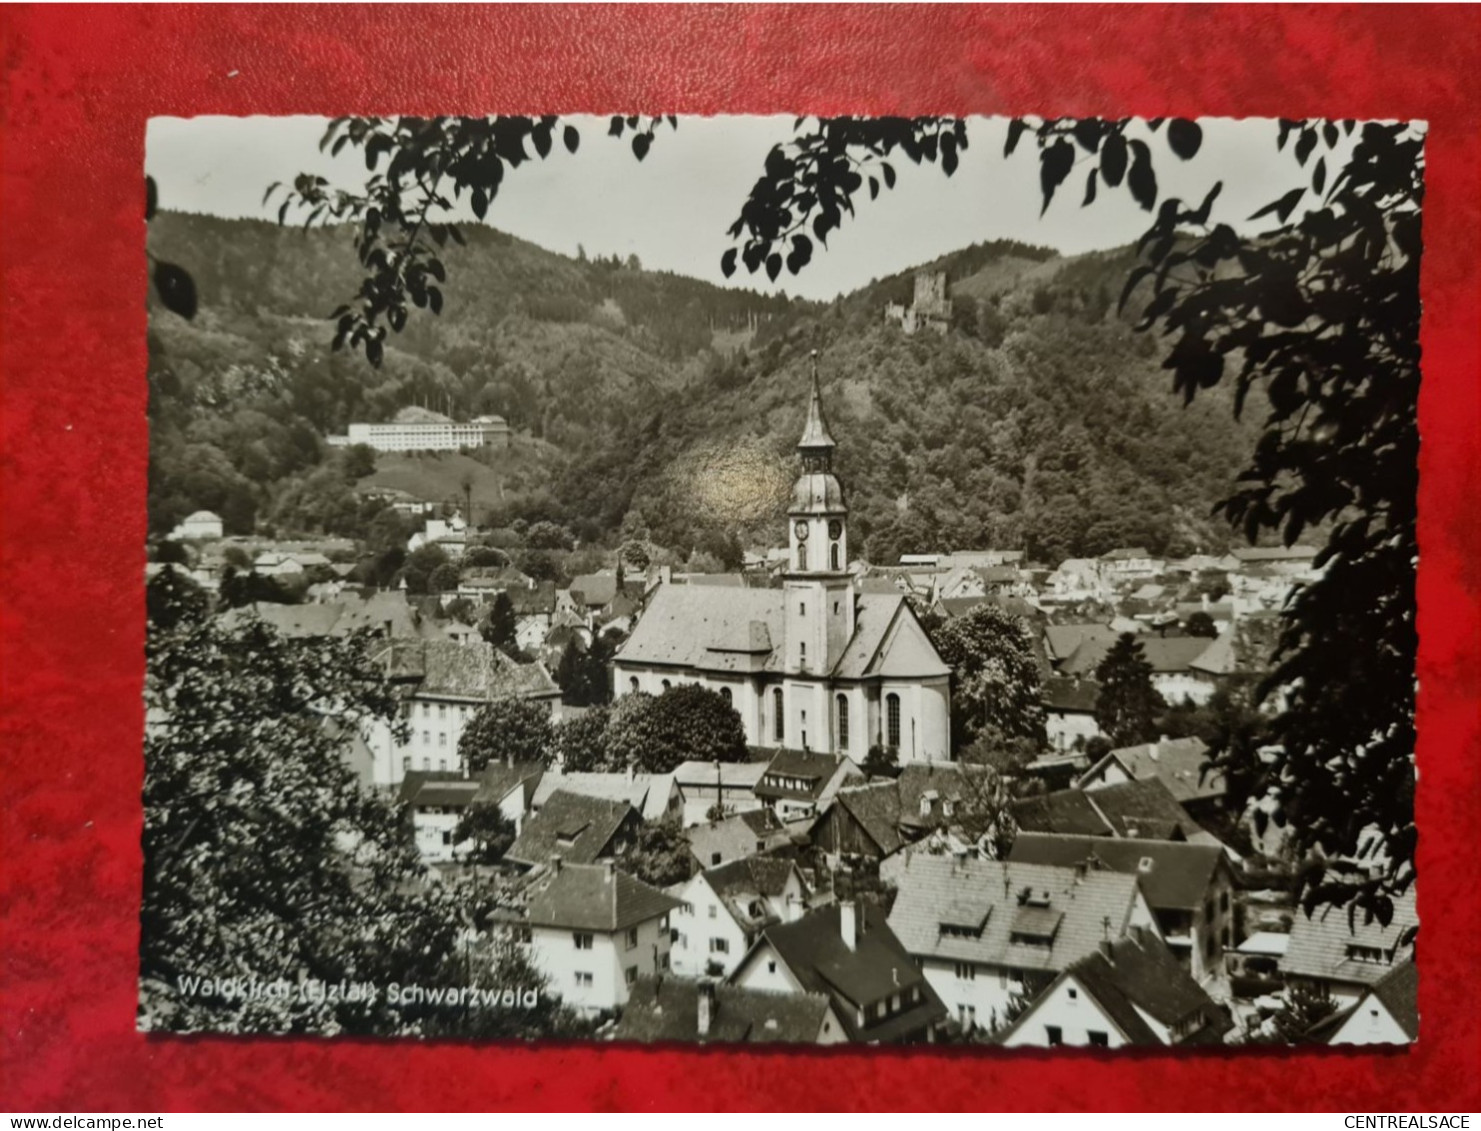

{"left": 505, "top": 582, "right": 557, "bottom": 615}
{"left": 1082, "top": 737, "right": 1226, "bottom": 804}
{"left": 1008, "top": 833, "right": 1226, "bottom": 912}
{"left": 895, "top": 762, "right": 997, "bottom": 831}
{"left": 1044, "top": 624, "right": 1120, "bottom": 665}
{"left": 1101, "top": 547, "right": 1151, "bottom": 561}
{"left": 1365, "top": 956, "right": 1420, "bottom": 1041}
{"left": 611, "top": 977, "right": 832, "bottom": 1045}
{"left": 504, "top": 790, "right": 636, "bottom": 867}
{"left": 755, "top": 749, "right": 852, "bottom": 801}
{"left": 397, "top": 769, "right": 469, "bottom": 806}
{"left": 1079, "top": 778, "right": 1200, "bottom": 840}
{"left": 686, "top": 809, "right": 791, "bottom": 868}
{"left": 1136, "top": 635, "right": 1221, "bottom": 674}
{"left": 1011, "top": 790, "right": 1114, "bottom": 837}
{"left": 1230, "top": 545, "right": 1319, "bottom": 563}
{"left": 1043, "top": 675, "right": 1100, "bottom": 714}
{"left": 755, "top": 903, "right": 946, "bottom": 1042}
{"left": 833, "top": 782, "right": 905, "bottom": 855}
{"left": 704, "top": 855, "right": 803, "bottom": 919}
{"left": 672, "top": 760, "right": 770, "bottom": 790}
{"left": 530, "top": 770, "right": 669, "bottom": 819}
{"left": 884, "top": 853, "right": 1144, "bottom": 975}
{"left": 472, "top": 762, "right": 545, "bottom": 808}
{"left": 524, "top": 862, "right": 681, "bottom": 932}
{"left": 1282, "top": 891, "right": 1419, "bottom": 988}
{"left": 1001, "top": 929, "right": 1228, "bottom": 1047}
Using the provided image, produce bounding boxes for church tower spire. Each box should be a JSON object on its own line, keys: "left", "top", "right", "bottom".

{"left": 798, "top": 352, "right": 836, "bottom": 472}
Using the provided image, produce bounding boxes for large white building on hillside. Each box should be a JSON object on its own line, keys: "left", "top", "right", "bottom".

{"left": 327, "top": 406, "right": 511, "bottom": 453}
{"left": 612, "top": 358, "right": 953, "bottom": 763}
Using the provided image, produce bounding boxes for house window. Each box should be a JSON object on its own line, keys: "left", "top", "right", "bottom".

{"left": 661, "top": 679, "right": 671, "bottom": 692}
{"left": 439, "top": 759, "right": 447, "bottom": 771}
{"left": 575, "top": 972, "right": 593, "bottom": 988}
{"left": 573, "top": 933, "right": 594, "bottom": 950}
{"left": 441, "top": 831, "right": 452, "bottom": 845}
{"left": 438, "top": 733, "right": 447, "bottom": 748}
{"left": 422, "top": 731, "right": 430, "bottom": 746}
{"left": 1221, "top": 891, "right": 1230, "bottom": 912}
{"left": 710, "top": 938, "right": 730, "bottom": 954}
{"left": 711, "top": 853, "right": 722, "bottom": 867}
{"left": 800, "top": 601, "right": 806, "bottom": 617}
{"left": 800, "top": 641, "right": 806, "bottom": 666}
{"left": 1068, "top": 988, "right": 1077, "bottom": 1001}
{"left": 797, "top": 545, "right": 807, "bottom": 571}
{"left": 625, "top": 928, "right": 639, "bottom": 950}
{"left": 1139, "top": 857, "right": 1154, "bottom": 873}
{"left": 830, "top": 543, "right": 840, "bottom": 571}
{"left": 401, "top": 757, "right": 410, "bottom": 772}
{"left": 625, "top": 966, "right": 638, "bottom": 986}
{"left": 768, "top": 960, "right": 778, "bottom": 974}
{"left": 1087, "top": 1030, "right": 1109, "bottom": 1047}
{"left": 886, "top": 694, "right": 901, "bottom": 749}
{"left": 629, "top": 677, "right": 639, "bottom": 694}
{"left": 1045, "top": 1026, "right": 1063, "bottom": 1047}
{"left": 773, "top": 689, "right": 784, "bottom": 741}
{"left": 837, "top": 695, "right": 849, "bottom": 749}
{"left": 708, "top": 904, "right": 718, "bottom": 918}
{"left": 954, "top": 963, "right": 975, "bottom": 980}
{"left": 439, "top": 704, "right": 446, "bottom": 719}
{"left": 720, "top": 687, "right": 732, "bottom": 706}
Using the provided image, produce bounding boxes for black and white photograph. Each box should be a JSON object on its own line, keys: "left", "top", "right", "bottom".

{"left": 140, "top": 113, "right": 1421, "bottom": 1050}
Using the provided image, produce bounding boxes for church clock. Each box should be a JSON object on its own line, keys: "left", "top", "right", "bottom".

{"left": 828, "top": 519, "right": 843, "bottom": 540}
{"left": 794, "top": 521, "right": 810, "bottom": 540}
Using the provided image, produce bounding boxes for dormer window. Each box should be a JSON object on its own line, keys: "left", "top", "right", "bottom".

{"left": 1138, "top": 857, "right": 1155, "bottom": 873}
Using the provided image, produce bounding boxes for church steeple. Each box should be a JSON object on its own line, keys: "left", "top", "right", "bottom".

{"left": 798, "top": 351, "right": 836, "bottom": 473}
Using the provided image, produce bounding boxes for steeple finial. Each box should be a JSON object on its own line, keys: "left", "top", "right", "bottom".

{"left": 799, "top": 349, "right": 836, "bottom": 453}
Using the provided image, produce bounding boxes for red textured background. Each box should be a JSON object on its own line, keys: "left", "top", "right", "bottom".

{"left": 3, "top": 4, "right": 1478, "bottom": 1112}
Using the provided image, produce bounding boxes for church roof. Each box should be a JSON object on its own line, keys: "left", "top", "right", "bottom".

{"left": 615, "top": 584, "right": 949, "bottom": 681}
{"left": 797, "top": 357, "right": 836, "bottom": 451}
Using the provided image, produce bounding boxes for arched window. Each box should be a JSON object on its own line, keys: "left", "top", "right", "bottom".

{"left": 720, "top": 687, "right": 732, "bottom": 706}
{"left": 629, "top": 676, "right": 639, "bottom": 694}
{"left": 661, "top": 679, "right": 672, "bottom": 692}
{"left": 830, "top": 542, "right": 840, "bottom": 571}
{"left": 773, "top": 688, "right": 784, "bottom": 742}
{"left": 797, "top": 544, "right": 808, "bottom": 571}
{"left": 886, "top": 693, "right": 901, "bottom": 750}
{"left": 836, "top": 694, "right": 850, "bottom": 749}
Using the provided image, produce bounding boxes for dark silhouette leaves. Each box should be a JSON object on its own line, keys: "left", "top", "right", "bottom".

{"left": 1039, "top": 138, "right": 1075, "bottom": 215}
{"left": 1167, "top": 118, "right": 1203, "bottom": 160}
{"left": 152, "top": 261, "right": 197, "bottom": 320}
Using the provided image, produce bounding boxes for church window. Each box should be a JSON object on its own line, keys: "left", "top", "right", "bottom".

{"left": 720, "top": 687, "right": 732, "bottom": 706}
{"left": 800, "top": 642, "right": 806, "bottom": 667}
{"left": 797, "top": 545, "right": 808, "bottom": 571}
{"left": 629, "top": 677, "right": 639, "bottom": 694}
{"left": 831, "top": 543, "right": 840, "bottom": 571}
{"left": 800, "top": 601, "right": 806, "bottom": 616}
{"left": 661, "top": 679, "right": 671, "bottom": 692}
{"left": 886, "top": 694, "right": 901, "bottom": 749}
{"left": 837, "top": 695, "right": 849, "bottom": 748}
{"left": 773, "top": 689, "right": 784, "bottom": 741}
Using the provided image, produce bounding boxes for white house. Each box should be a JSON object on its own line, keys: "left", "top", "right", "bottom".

{"left": 169, "top": 510, "right": 223, "bottom": 541}
{"left": 668, "top": 856, "right": 810, "bottom": 978}
{"left": 882, "top": 851, "right": 1160, "bottom": 1036}
{"left": 613, "top": 365, "right": 953, "bottom": 764}
{"left": 1281, "top": 889, "right": 1418, "bottom": 1008}
{"left": 672, "top": 760, "right": 769, "bottom": 826}
{"left": 996, "top": 928, "right": 1229, "bottom": 1049}
{"left": 524, "top": 860, "right": 681, "bottom": 1014}
{"left": 1326, "top": 959, "right": 1418, "bottom": 1046}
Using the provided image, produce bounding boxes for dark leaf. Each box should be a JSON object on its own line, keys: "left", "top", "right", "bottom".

{"left": 1117, "top": 265, "right": 1154, "bottom": 313}
{"left": 1295, "top": 127, "right": 1317, "bottom": 166}
{"left": 765, "top": 253, "right": 782, "bottom": 282}
{"left": 1127, "top": 140, "right": 1157, "bottom": 210}
{"left": 428, "top": 286, "right": 443, "bottom": 315}
{"left": 868, "top": 176, "right": 879, "bottom": 201}
{"left": 720, "top": 247, "right": 738, "bottom": 278}
{"left": 1167, "top": 118, "right": 1203, "bottom": 160}
{"left": 1072, "top": 119, "right": 1102, "bottom": 153}
{"left": 608, "top": 116, "right": 624, "bottom": 137}
{"left": 1004, "top": 119, "right": 1027, "bottom": 156}
{"left": 632, "top": 134, "right": 651, "bottom": 161}
{"left": 1322, "top": 120, "right": 1339, "bottom": 148}
{"left": 1039, "top": 138, "right": 1076, "bottom": 215}
{"left": 882, "top": 162, "right": 896, "bottom": 189}
{"left": 1083, "top": 168, "right": 1098, "bottom": 207}
{"left": 471, "top": 187, "right": 488, "bottom": 221}
{"left": 1100, "top": 131, "right": 1127, "bottom": 187}
{"left": 366, "top": 338, "right": 383, "bottom": 367}
{"left": 152, "top": 261, "right": 198, "bottom": 320}
{"left": 1313, "top": 156, "right": 1327, "bottom": 196}
{"left": 1249, "top": 186, "right": 1306, "bottom": 225}
{"left": 564, "top": 125, "right": 580, "bottom": 154}
{"left": 145, "top": 176, "right": 157, "bottom": 222}
{"left": 532, "top": 125, "right": 552, "bottom": 159}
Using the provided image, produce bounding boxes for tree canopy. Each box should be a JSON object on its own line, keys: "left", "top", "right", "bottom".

{"left": 604, "top": 685, "right": 749, "bottom": 774}
{"left": 458, "top": 696, "right": 554, "bottom": 772}
{"left": 1093, "top": 633, "right": 1167, "bottom": 747}
{"left": 932, "top": 604, "right": 1047, "bottom": 752}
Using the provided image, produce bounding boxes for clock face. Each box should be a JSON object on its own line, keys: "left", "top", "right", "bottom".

{"left": 828, "top": 519, "right": 843, "bottom": 540}
{"left": 794, "top": 521, "right": 810, "bottom": 541}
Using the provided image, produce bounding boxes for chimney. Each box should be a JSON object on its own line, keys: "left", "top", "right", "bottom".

{"left": 603, "top": 858, "right": 616, "bottom": 881}
{"left": 697, "top": 980, "right": 716, "bottom": 1038}
{"left": 1150, "top": 737, "right": 1163, "bottom": 761}
{"left": 839, "top": 900, "right": 857, "bottom": 949}
{"left": 551, "top": 854, "right": 563, "bottom": 874}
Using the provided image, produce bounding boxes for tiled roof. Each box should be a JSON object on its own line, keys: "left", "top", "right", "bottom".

{"left": 884, "top": 853, "right": 1144, "bottom": 975}
{"left": 1282, "top": 890, "right": 1419, "bottom": 988}
{"left": 672, "top": 760, "right": 770, "bottom": 789}
{"left": 1011, "top": 790, "right": 1114, "bottom": 837}
{"left": 524, "top": 861, "right": 681, "bottom": 932}
{"left": 1080, "top": 778, "right": 1201, "bottom": 840}
{"left": 686, "top": 810, "right": 791, "bottom": 868}
{"left": 760, "top": 903, "right": 946, "bottom": 1042}
{"left": 834, "top": 782, "right": 905, "bottom": 855}
{"left": 1044, "top": 624, "right": 1120, "bottom": 665}
{"left": 505, "top": 582, "right": 557, "bottom": 615}
{"left": 895, "top": 762, "right": 997, "bottom": 832}
{"left": 531, "top": 771, "right": 662, "bottom": 815}
{"left": 1008, "top": 833, "right": 1226, "bottom": 912}
{"left": 378, "top": 640, "right": 559, "bottom": 701}
{"left": 1084, "top": 737, "right": 1227, "bottom": 804}
{"left": 397, "top": 769, "right": 469, "bottom": 806}
{"left": 1230, "top": 546, "right": 1319, "bottom": 562}
{"left": 472, "top": 762, "right": 545, "bottom": 807}
{"left": 706, "top": 855, "right": 801, "bottom": 901}
{"left": 1102, "top": 547, "right": 1151, "bottom": 561}
{"left": 611, "top": 977, "right": 832, "bottom": 1044}
{"left": 504, "top": 790, "right": 636, "bottom": 867}
{"left": 1367, "top": 957, "right": 1420, "bottom": 1041}
{"left": 1135, "top": 636, "right": 1220, "bottom": 674}
{"left": 755, "top": 749, "right": 849, "bottom": 801}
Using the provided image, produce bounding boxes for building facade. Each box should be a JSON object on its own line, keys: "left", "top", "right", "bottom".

{"left": 612, "top": 360, "right": 953, "bottom": 764}
{"left": 329, "top": 408, "right": 511, "bottom": 452}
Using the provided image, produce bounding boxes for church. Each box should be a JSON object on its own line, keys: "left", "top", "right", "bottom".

{"left": 612, "top": 358, "right": 953, "bottom": 764}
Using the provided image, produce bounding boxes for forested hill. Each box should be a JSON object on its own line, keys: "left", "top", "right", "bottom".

{"left": 147, "top": 211, "right": 1261, "bottom": 562}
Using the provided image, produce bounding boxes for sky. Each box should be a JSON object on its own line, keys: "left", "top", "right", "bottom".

{"left": 146, "top": 115, "right": 1344, "bottom": 302}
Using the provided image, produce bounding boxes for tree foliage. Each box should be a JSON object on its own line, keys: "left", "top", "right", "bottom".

{"left": 146, "top": 565, "right": 209, "bottom": 632}
{"left": 479, "top": 590, "right": 520, "bottom": 658}
{"left": 623, "top": 819, "right": 694, "bottom": 888}
{"left": 452, "top": 802, "right": 517, "bottom": 864}
{"left": 932, "top": 605, "right": 1046, "bottom": 751}
{"left": 604, "top": 685, "right": 749, "bottom": 774}
{"left": 1093, "top": 634, "right": 1167, "bottom": 747}
{"left": 551, "top": 704, "right": 616, "bottom": 772}
{"left": 458, "top": 696, "right": 554, "bottom": 773}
